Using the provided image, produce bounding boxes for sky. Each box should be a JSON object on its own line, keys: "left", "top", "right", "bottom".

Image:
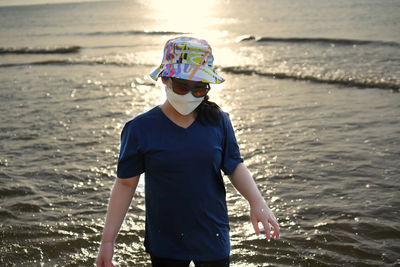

{"left": 0, "top": 0, "right": 102, "bottom": 7}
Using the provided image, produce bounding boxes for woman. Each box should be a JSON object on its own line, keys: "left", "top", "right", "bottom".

{"left": 96, "top": 37, "right": 279, "bottom": 267}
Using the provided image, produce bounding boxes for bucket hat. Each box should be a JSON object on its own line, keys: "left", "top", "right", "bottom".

{"left": 150, "top": 37, "right": 224, "bottom": 84}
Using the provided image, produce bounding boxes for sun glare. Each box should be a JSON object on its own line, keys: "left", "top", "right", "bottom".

{"left": 146, "top": 0, "right": 219, "bottom": 35}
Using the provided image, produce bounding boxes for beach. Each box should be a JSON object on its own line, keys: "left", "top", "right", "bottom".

{"left": 0, "top": 0, "right": 399, "bottom": 266}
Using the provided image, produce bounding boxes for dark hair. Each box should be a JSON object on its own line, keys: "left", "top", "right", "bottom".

{"left": 196, "top": 95, "right": 222, "bottom": 125}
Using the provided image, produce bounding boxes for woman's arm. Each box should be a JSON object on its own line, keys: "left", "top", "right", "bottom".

{"left": 96, "top": 176, "right": 140, "bottom": 267}
{"left": 229, "top": 163, "right": 280, "bottom": 240}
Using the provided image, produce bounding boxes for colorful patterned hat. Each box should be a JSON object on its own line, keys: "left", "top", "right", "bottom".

{"left": 150, "top": 37, "right": 224, "bottom": 84}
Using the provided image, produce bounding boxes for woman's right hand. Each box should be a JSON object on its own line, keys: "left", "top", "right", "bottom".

{"left": 96, "top": 176, "right": 140, "bottom": 266}
{"left": 96, "top": 241, "right": 114, "bottom": 267}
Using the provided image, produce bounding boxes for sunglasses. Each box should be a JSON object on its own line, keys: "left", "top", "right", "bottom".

{"left": 171, "top": 79, "right": 210, "bottom": 98}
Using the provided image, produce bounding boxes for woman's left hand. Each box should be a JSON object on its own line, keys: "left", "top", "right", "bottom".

{"left": 250, "top": 199, "right": 280, "bottom": 240}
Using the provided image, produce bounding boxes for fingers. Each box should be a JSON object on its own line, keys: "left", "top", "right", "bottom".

{"left": 251, "top": 216, "right": 260, "bottom": 236}
{"left": 96, "top": 256, "right": 112, "bottom": 267}
{"left": 257, "top": 212, "right": 280, "bottom": 240}
{"left": 260, "top": 219, "right": 271, "bottom": 240}
{"left": 270, "top": 218, "right": 280, "bottom": 239}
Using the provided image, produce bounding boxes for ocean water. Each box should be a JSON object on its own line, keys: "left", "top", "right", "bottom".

{"left": 0, "top": 0, "right": 399, "bottom": 266}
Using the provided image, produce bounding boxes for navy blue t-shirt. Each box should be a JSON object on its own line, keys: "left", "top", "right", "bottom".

{"left": 117, "top": 106, "right": 243, "bottom": 261}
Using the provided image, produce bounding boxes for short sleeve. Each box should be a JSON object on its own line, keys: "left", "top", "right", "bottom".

{"left": 117, "top": 122, "right": 145, "bottom": 178}
{"left": 221, "top": 113, "right": 243, "bottom": 175}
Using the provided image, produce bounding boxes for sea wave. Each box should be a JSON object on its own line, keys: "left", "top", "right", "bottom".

{"left": 30, "top": 30, "right": 188, "bottom": 37}
{"left": 1, "top": 59, "right": 398, "bottom": 91}
{"left": 0, "top": 56, "right": 163, "bottom": 68}
{"left": 85, "top": 30, "right": 187, "bottom": 36}
{"left": 0, "top": 59, "right": 143, "bottom": 68}
{"left": 221, "top": 66, "right": 399, "bottom": 91}
{"left": 0, "top": 46, "right": 80, "bottom": 55}
{"left": 239, "top": 36, "right": 400, "bottom": 47}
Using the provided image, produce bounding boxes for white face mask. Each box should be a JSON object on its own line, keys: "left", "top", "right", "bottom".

{"left": 165, "top": 83, "right": 204, "bottom": 115}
